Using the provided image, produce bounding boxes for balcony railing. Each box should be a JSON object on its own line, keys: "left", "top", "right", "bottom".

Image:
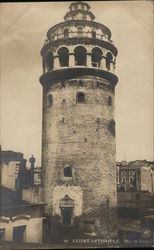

{"left": 44, "top": 31, "right": 114, "bottom": 45}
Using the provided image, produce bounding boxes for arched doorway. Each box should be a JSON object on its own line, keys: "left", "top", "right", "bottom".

{"left": 57, "top": 47, "right": 69, "bottom": 67}
{"left": 91, "top": 47, "right": 102, "bottom": 68}
{"left": 59, "top": 195, "right": 74, "bottom": 225}
{"left": 74, "top": 46, "right": 87, "bottom": 66}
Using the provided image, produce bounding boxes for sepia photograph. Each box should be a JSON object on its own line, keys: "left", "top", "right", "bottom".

{"left": 0, "top": 0, "right": 153, "bottom": 248}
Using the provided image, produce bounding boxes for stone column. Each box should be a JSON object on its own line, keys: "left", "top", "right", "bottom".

{"left": 101, "top": 56, "right": 106, "bottom": 70}
{"left": 54, "top": 54, "right": 59, "bottom": 69}
{"left": 69, "top": 53, "right": 75, "bottom": 67}
{"left": 86, "top": 53, "right": 91, "bottom": 67}
{"left": 110, "top": 61, "right": 115, "bottom": 73}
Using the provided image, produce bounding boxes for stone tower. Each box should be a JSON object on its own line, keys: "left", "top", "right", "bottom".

{"left": 40, "top": 1, "right": 118, "bottom": 238}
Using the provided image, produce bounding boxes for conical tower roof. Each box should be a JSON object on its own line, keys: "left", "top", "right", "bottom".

{"left": 64, "top": 1, "right": 95, "bottom": 21}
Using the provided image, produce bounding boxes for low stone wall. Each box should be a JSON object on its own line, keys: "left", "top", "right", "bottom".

{"left": 117, "top": 191, "right": 154, "bottom": 211}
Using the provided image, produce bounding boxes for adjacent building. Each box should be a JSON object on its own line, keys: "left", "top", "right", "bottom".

{"left": 0, "top": 150, "right": 23, "bottom": 190}
{"left": 0, "top": 149, "right": 42, "bottom": 192}
{"left": 117, "top": 160, "right": 154, "bottom": 193}
{"left": 117, "top": 160, "right": 154, "bottom": 216}
{"left": 0, "top": 150, "right": 44, "bottom": 244}
{"left": 0, "top": 186, "right": 44, "bottom": 243}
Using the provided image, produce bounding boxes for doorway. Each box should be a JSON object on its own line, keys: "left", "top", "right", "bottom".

{"left": 62, "top": 207, "right": 72, "bottom": 225}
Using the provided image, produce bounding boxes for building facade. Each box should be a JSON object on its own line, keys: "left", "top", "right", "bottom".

{"left": 40, "top": 1, "right": 118, "bottom": 237}
{"left": 0, "top": 186, "right": 44, "bottom": 244}
{"left": 0, "top": 150, "right": 23, "bottom": 190}
{"left": 117, "top": 161, "right": 154, "bottom": 216}
{"left": 117, "top": 160, "right": 154, "bottom": 193}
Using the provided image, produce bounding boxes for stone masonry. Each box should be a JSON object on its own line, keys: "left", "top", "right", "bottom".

{"left": 40, "top": 1, "right": 118, "bottom": 237}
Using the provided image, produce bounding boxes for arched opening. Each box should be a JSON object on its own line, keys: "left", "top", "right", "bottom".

{"left": 77, "top": 27, "right": 83, "bottom": 37}
{"left": 64, "top": 28, "right": 69, "bottom": 38}
{"left": 57, "top": 47, "right": 69, "bottom": 67}
{"left": 47, "top": 94, "right": 53, "bottom": 107}
{"left": 108, "top": 96, "right": 112, "bottom": 106}
{"left": 64, "top": 166, "right": 72, "bottom": 177}
{"left": 79, "top": 80, "right": 83, "bottom": 87}
{"left": 91, "top": 29, "right": 96, "bottom": 38}
{"left": 106, "top": 52, "right": 113, "bottom": 71}
{"left": 46, "top": 51, "right": 54, "bottom": 70}
{"left": 74, "top": 46, "right": 87, "bottom": 66}
{"left": 91, "top": 47, "right": 102, "bottom": 68}
{"left": 77, "top": 92, "right": 85, "bottom": 103}
{"left": 108, "top": 119, "right": 115, "bottom": 136}
{"left": 59, "top": 195, "right": 74, "bottom": 225}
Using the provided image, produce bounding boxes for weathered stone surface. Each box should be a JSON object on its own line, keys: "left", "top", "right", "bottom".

{"left": 53, "top": 186, "right": 83, "bottom": 217}
{"left": 40, "top": 1, "right": 118, "bottom": 236}
{"left": 41, "top": 77, "right": 117, "bottom": 228}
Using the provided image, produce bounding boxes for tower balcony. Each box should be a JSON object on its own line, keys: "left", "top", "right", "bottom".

{"left": 48, "top": 31, "right": 114, "bottom": 44}
{"left": 42, "top": 45, "right": 116, "bottom": 77}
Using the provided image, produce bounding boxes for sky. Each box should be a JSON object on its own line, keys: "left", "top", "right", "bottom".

{"left": 0, "top": 1, "right": 153, "bottom": 166}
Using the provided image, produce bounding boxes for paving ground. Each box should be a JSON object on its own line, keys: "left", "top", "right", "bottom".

{"left": 118, "top": 218, "right": 142, "bottom": 232}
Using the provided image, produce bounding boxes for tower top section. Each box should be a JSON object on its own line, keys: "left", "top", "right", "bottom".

{"left": 64, "top": 1, "right": 95, "bottom": 21}
{"left": 40, "top": 1, "right": 118, "bottom": 87}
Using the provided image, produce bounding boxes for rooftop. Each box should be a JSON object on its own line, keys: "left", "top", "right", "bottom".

{"left": 0, "top": 150, "right": 23, "bottom": 165}
{"left": 0, "top": 186, "right": 44, "bottom": 217}
{"left": 64, "top": 1, "right": 95, "bottom": 21}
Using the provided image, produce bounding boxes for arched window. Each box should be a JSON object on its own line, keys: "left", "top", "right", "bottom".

{"left": 74, "top": 46, "right": 87, "bottom": 66}
{"left": 64, "top": 28, "right": 69, "bottom": 38}
{"left": 81, "top": 4, "right": 85, "bottom": 10}
{"left": 108, "top": 96, "right": 112, "bottom": 106}
{"left": 64, "top": 166, "right": 72, "bottom": 177}
{"left": 91, "top": 29, "right": 96, "bottom": 38}
{"left": 46, "top": 51, "right": 54, "bottom": 70}
{"left": 106, "top": 52, "right": 113, "bottom": 71}
{"left": 77, "top": 92, "right": 85, "bottom": 103}
{"left": 57, "top": 47, "right": 69, "bottom": 67}
{"left": 79, "top": 80, "right": 83, "bottom": 87}
{"left": 47, "top": 94, "right": 53, "bottom": 107}
{"left": 77, "top": 27, "right": 83, "bottom": 37}
{"left": 91, "top": 47, "right": 102, "bottom": 68}
{"left": 108, "top": 119, "right": 115, "bottom": 136}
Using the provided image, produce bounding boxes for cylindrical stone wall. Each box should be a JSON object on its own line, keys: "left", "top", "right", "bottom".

{"left": 41, "top": 76, "right": 117, "bottom": 218}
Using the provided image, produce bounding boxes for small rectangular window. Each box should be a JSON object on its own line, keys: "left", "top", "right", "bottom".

{"left": 64, "top": 166, "right": 72, "bottom": 177}
{"left": 129, "top": 177, "right": 134, "bottom": 183}
{"left": 122, "top": 177, "right": 126, "bottom": 183}
{"left": 13, "top": 225, "right": 26, "bottom": 243}
{"left": 96, "top": 118, "right": 100, "bottom": 123}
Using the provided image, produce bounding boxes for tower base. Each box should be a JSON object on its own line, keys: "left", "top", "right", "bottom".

{"left": 42, "top": 206, "right": 118, "bottom": 245}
